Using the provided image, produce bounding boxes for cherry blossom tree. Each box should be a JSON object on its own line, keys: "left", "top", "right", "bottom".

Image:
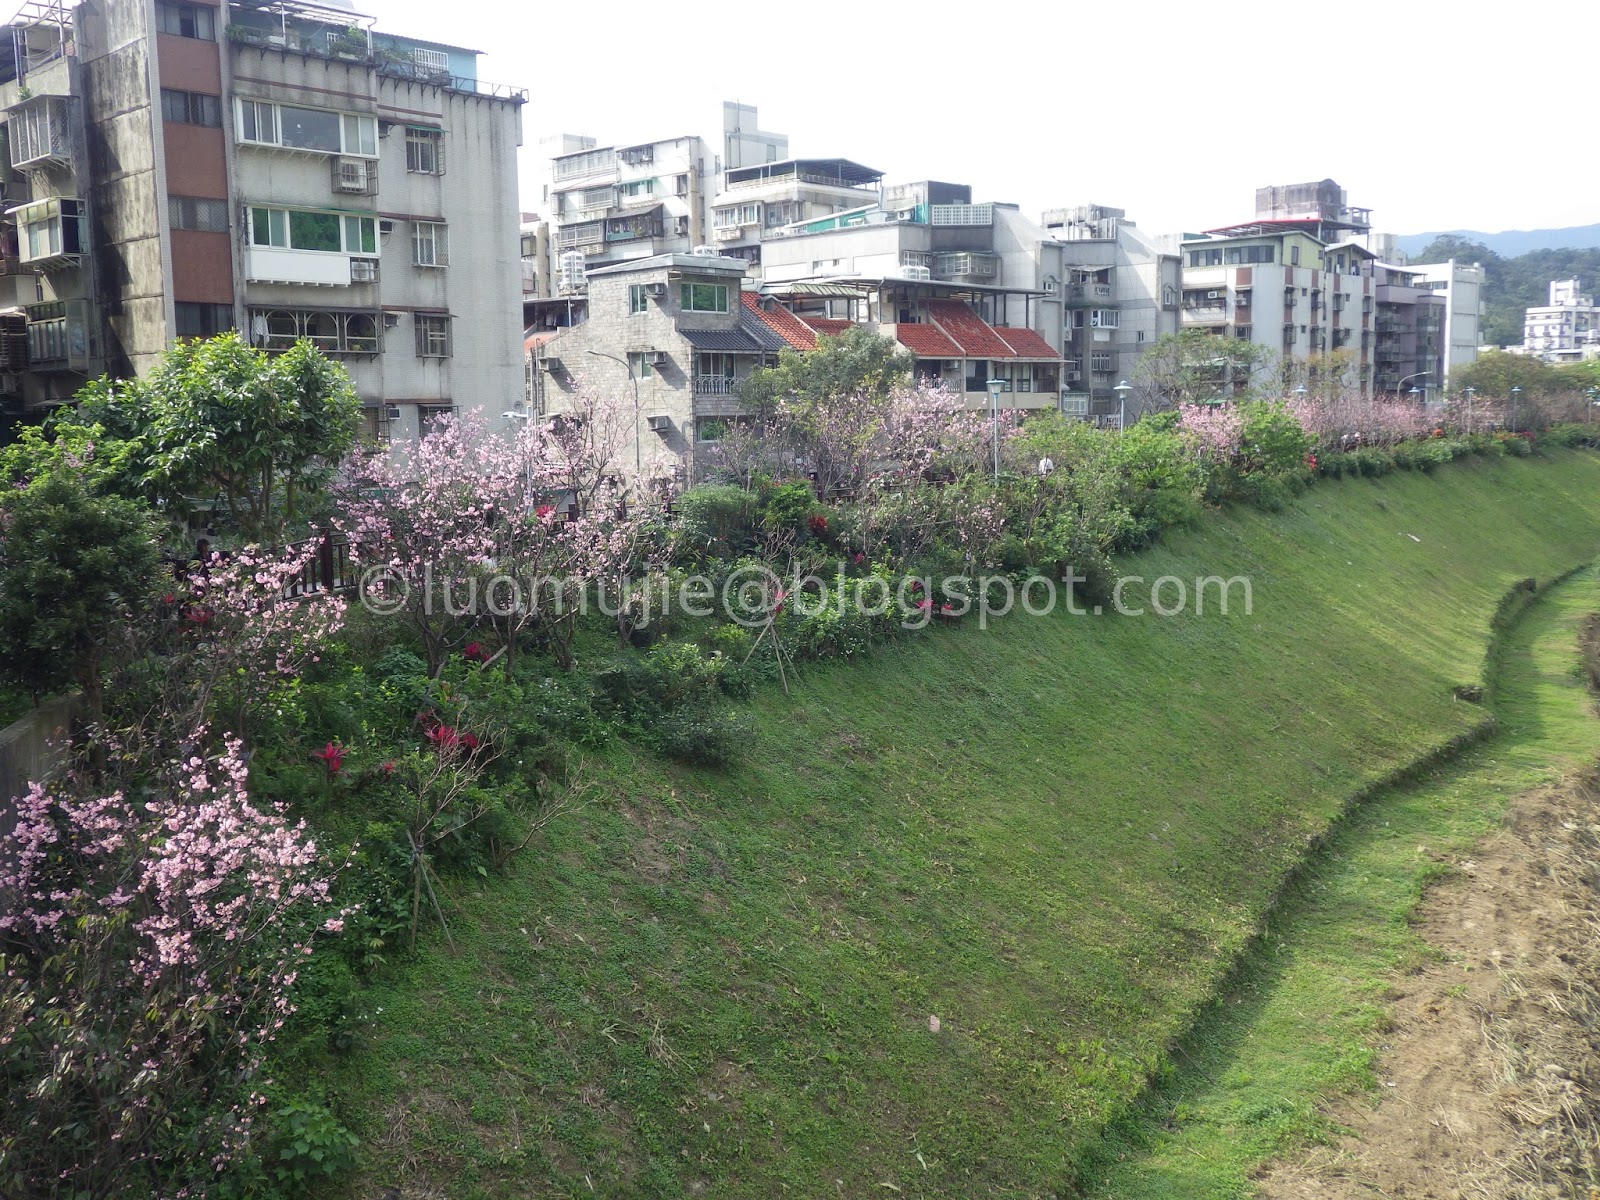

{"left": 0, "top": 736, "right": 343, "bottom": 1198}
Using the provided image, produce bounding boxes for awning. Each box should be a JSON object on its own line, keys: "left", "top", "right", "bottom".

{"left": 682, "top": 327, "right": 767, "bottom": 352}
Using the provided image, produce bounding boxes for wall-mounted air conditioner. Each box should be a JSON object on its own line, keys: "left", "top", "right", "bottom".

{"left": 647, "top": 414, "right": 672, "bottom": 432}
{"left": 384, "top": 403, "right": 401, "bottom": 422}
{"left": 644, "top": 282, "right": 667, "bottom": 298}
{"left": 644, "top": 349, "right": 667, "bottom": 365}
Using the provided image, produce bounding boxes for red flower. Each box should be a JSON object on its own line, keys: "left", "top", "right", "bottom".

{"left": 852, "top": 552, "right": 865, "bottom": 565}
{"left": 909, "top": 579, "right": 924, "bottom": 594}
{"left": 806, "top": 513, "right": 829, "bottom": 536}
{"left": 425, "top": 724, "right": 461, "bottom": 752}
{"left": 459, "top": 732, "right": 480, "bottom": 750}
{"left": 378, "top": 760, "right": 396, "bottom": 776}
{"left": 311, "top": 741, "right": 345, "bottom": 776}
{"left": 463, "top": 641, "right": 485, "bottom": 662}
{"left": 160, "top": 592, "right": 176, "bottom": 606}
{"left": 1305, "top": 454, "right": 1318, "bottom": 469}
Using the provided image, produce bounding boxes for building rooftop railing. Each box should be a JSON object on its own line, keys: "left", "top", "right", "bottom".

{"left": 226, "top": 25, "right": 527, "bottom": 101}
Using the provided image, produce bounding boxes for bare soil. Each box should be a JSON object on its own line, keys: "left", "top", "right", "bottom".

{"left": 1257, "top": 776, "right": 1600, "bottom": 1200}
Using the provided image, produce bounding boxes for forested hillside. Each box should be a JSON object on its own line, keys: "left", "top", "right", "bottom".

{"left": 1412, "top": 235, "right": 1600, "bottom": 346}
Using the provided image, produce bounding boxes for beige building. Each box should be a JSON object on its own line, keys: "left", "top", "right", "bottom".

{"left": 0, "top": 0, "right": 526, "bottom": 441}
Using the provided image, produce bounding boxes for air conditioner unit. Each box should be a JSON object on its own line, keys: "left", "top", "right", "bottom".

{"left": 690, "top": 245, "right": 718, "bottom": 257}
{"left": 378, "top": 219, "right": 394, "bottom": 235}
{"left": 644, "top": 349, "right": 668, "bottom": 365}
{"left": 334, "top": 158, "right": 370, "bottom": 193}
{"left": 382, "top": 312, "right": 400, "bottom": 328}
{"left": 1206, "top": 290, "right": 1222, "bottom": 299}
{"left": 899, "top": 265, "right": 932, "bottom": 281}
{"left": 542, "top": 356, "right": 563, "bottom": 373}
{"left": 646, "top": 414, "right": 672, "bottom": 432}
{"left": 644, "top": 282, "right": 667, "bottom": 298}
{"left": 350, "top": 258, "right": 378, "bottom": 283}
{"left": 384, "top": 403, "right": 401, "bottom": 422}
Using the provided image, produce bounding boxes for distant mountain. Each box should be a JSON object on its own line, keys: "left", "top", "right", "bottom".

{"left": 1397, "top": 224, "right": 1600, "bottom": 259}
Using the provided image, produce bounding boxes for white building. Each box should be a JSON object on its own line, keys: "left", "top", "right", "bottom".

{"left": 1523, "top": 279, "right": 1600, "bottom": 363}
{"left": 1405, "top": 259, "right": 1484, "bottom": 386}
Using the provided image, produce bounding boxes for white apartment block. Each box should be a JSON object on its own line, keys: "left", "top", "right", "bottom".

{"left": 710, "top": 156, "right": 884, "bottom": 277}
{"left": 1041, "top": 205, "right": 1181, "bottom": 420}
{"left": 0, "top": 0, "right": 526, "bottom": 440}
{"left": 1523, "top": 279, "right": 1600, "bottom": 363}
{"left": 1405, "top": 259, "right": 1484, "bottom": 386}
{"left": 548, "top": 136, "right": 715, "bottom": 275}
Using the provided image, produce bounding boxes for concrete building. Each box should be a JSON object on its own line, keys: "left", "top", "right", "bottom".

{"left": 709, "top": 156, "right": 884, "bottom": 275}
{"left": 721, "top": 100, "right": 786, "bottom": 171}
{"left": 547, "top": 135, "right": 715, "bottom": 275}
{"left": 530, "top": 251, "right": 779, "bottom": 481}
{"left": 1523, "top": 279, "right": 1600, "bottom": 363}
{"left": 1041, "top": 205, "right": 1181, "bottom": 420}
{"left": 0, "top": 0, "right": 526, "bottom": 442}
{"left": 1405, "top": 259, "right": 1484, "bottom": 386}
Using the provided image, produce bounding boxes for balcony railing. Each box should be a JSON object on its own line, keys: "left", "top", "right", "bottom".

{"left": 1066, "top": 282, "right": 1114, "bottom": 305}
{"left": 694, "top": 375, "right": 734, "bottom": 395}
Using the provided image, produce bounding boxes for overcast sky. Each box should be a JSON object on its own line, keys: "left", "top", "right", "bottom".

{"left": 379, "top": 0, "right": 1596, "bottom": 239}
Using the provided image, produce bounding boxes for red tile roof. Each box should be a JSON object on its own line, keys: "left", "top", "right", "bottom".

{"left": 803, "top": 317, "right": 856, "bottom": 340}
{"left": 925, "top": 300, "right": 1017, "bottom": 358}
{"left": 995, "top": 327, "right": 1061, "bottom": 359}
{"left": 894, "top": 323, "right": 963, "bottom": 358}
{"left": 740, "top": 291, "right": 815, "bottom": 351}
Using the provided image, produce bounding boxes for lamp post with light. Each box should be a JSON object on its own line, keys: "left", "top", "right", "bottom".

{"left": 1113, "top": 379, "right": 1132, "bottom": 432}
{"left": 1509, "top": 385, "right": 1523, "bottom": 434}
{"left": 986, "top": 377, "right": 1006, "bottom": 480}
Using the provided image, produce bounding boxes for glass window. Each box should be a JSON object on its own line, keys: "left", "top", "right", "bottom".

{"left": 278, "top": 106, "right": 342, "bottom": 152}
{"left": 174, "top": 302, "right": 232, "bottom": 339}
{"left": 342, "top": 113, "right": 377, "bottom": 157}
{"left": 627, "top": 351, "right": 655, "bottom": 378}
{"left": 412, "top": 222, "right": 448, "bottom": 266}
{"left": 238, "top": 99, "right": 275, "bottom": 143}
{"left": 161, "top": 89, "right": 221, "bottom": 127}
{"left": 156, "top": 2, "right": 214, "bottom": 38}
{"left": 415, "top": 314, "right": 451, "bottom": 357}
{"left": 629, "top": 284, "right": 648, "bottom": 314}
{"left": 344, "top": 215, "right": 376, "bottom": 254}
{"left": 289, "top": 210, "right": 341, "bottom": 252}
{"left": 679, "top": 282, "right": 728, "bottom": 312}
{"left": 417, "top": 405, "right": 455, "bottom": 437}
{"left": 250, "top": 207, "right": 286, "bottom": 247}
{"left": 168, "top": 195, "right": 229, "bottom": 232}
{"left": 405, "top": 128, "right": 442, "bottom": 174}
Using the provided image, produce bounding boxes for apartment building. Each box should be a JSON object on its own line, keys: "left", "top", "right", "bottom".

{"left": 1040, "top": 205, "right": 1180, "bottom": 421}
{"left": 530, "top": 251, "right": 779, "bottom": 480}
{"left": 1178, "top": 207, "right": 1444, "bottom": 399}
{"left": 1404, "top": 258, "right": 1484, "bottom": 386}
{"left": 0, "top": 0, "right": 526, "bottom": 441}
{"left": 1523, "top": 279, "right": 1599, "bottom": 363}
{"left": 709, "top": 156, "right": 884, "bottom": 274}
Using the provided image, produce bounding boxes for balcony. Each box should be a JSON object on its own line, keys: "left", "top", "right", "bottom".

{"left": 1182, "top": 306, "right": 1227, "bottom": 324}
{"left": 934, "top": 251, "right": 998, "bottom": 280}
{"left": 694, "top": 375, "right": 735, "bottom": 395}
{"left": 246, "top": 246, "right": 360, "bottom": 286}
{"left": 1065, "top": 282, "right": 1114, "bottom": 306}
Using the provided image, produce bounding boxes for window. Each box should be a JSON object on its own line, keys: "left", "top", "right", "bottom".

{"left": 1091, "top": 352, "right": 1112, "bottom": 372}
{"left": 417, "top": 405, "right": 455, "bottom": 438}
{"left": 250, "top": 308, "right": 379, "bottom": 353}
{"left": 161, "top": 89, "right": 221, "bottom": 127}
{"left": 680, "top": 282, "right": 728, "bottom": 312}
{"left": 405, "top": 128, "right": 443, "bottom": 174}
{"left": 415, "top": 314, "right": 451, "bottom": 357}
{"left": 235, "top": 99, "right": 377, "bottom": 156}
{"left": 250, "top": 206, "right": 376, "bottom": 254}
{"left": 156, "top": 1, "right": 214, "bottom": 38}
{"left": 1089, "top": 309, "right": 1118, "bottom": 328}
{"left": 412, "top": 222, "right": 449, "bottom": 267}
{"left": 1189, "top": 248, "right": 1223, "bottom": 267}
{"left": 360, "top": 407, "right": 391, "bottom": 446}
{"left": 168, "top": 195, "right": 229, "bottom": 232}
{"left": 1223, "top": 245, "right": 1275, "bottom": 265}
{"left": 628, "top": 284, "right": 649, "bottom": 314}
{"left": 618, "top": 179, "right": 654, "bottom": 199}
{"left": 697, "top": 418, "right": 727, "bottom": 443}
{"left": 626, "top": 350, "right": 654, "bottom": 378}
{"left": 1291, "top": 244, "right": 1301, "bottom": 266}
{"left": 174, "top": 302, "right": 232, "bottom": 339}
{"left": 17, "top": 197, "right": 86, "bottom": 263}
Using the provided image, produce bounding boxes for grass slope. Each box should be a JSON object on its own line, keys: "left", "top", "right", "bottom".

{"left": 329, "top": 452, "right": 1600, "bottom": 1199}
{"left": 1082, "top": 565, "right": 1600, "bottom": 1196}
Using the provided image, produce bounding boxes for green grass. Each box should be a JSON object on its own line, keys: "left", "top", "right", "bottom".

{"left": 323, "top": 452, "right": 1600, "bottom": 1199}
{"left": 1080, "top": 564, "right": 1600, "bottom": 1197}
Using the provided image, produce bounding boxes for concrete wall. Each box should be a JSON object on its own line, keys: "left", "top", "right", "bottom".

{"left": 0, "top": 696, "right": 79, "bottom": 891}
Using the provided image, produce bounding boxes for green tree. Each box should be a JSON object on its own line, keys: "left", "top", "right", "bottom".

{"left": 1451, "top": 350, "right": 1559, "bottom": 397}
{"left": 0, "top": 464, "right": 159, "bottom": 717}
{"left": 735, "top": 325, "right": 914, "bottom": 419}
{"left": 76, "top": 332, "right": 360, "bottom": 541}
{"left": 1131, "top": 330, "right": 1277, "bottom": 413}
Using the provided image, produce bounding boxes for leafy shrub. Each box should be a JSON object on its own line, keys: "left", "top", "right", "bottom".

{"left": 759, "top": 480, "right": 818, "bottom": 535}
{"left": 649, "top": 707, "right": 751, "bottom": 766}
{"left": 269, "top": 1098, "right": 358, "bottom": 1194}
{"left": 673, "top": 485, "right": 759, "bottom": 563}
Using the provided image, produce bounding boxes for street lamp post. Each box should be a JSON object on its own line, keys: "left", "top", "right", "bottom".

{"left": 1113, "top": 379, "right": 1132, "bottom": 432}
{"left": 1396, "top": 369, "right": 1432, "bottom": 403}
{"left": 1509, "top": 385, "right": 1523, "bottom": 434}
{"left": 1463, "top": 386, "right": 1476, "bottom": 436}
{"left": 586, "top": 349, "right": 642, "bottom": 477}
{"left": 986, "top": 377, "right": 1006, "bottom": 480}
{"left": 1586, "top": 386, "right": 1599, "bottom": 428}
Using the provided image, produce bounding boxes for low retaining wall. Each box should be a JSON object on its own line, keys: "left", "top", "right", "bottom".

{"left": 0, "top": 696, "right": 80, "bottom": 886}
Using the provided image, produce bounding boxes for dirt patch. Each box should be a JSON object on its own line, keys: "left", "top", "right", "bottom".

{"left": 1258, "top": 775, "right": 1600, "bottom": 1199}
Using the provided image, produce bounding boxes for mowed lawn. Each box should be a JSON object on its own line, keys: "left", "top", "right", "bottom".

{"left": 328, "top": 452, "right": 1600, "bottom": 1200}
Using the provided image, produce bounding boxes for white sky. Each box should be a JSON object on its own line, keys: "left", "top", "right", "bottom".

{"left": 377, "top": 0, "right": 1598, "bottom": 239}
